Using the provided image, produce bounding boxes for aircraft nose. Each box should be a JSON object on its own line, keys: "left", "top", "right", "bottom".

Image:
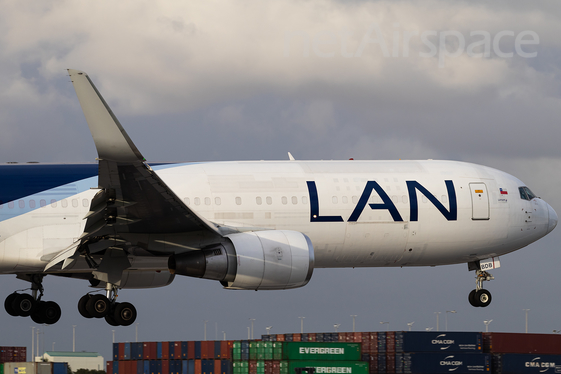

{"left": 547, "top": 203, "right": 558, "bottom": 234}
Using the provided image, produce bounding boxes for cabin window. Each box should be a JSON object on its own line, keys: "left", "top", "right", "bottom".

{"left": 194, "top": 197, "right": 201, "bottom": 206}
{"left": 82, "top": 199, "right": 88, "bottom": 207}
{"left": 282, "top": 196, "right": 287, "bottom": 205}
{"left": 29, "top": 200, "right": 36, "bottom": 209}
{"left": 352, "top": 196, "right": 358, "bottom": 204}
{"left": 61, "top": 199, "right": 68, "bottom": 208}
{"left": 235, "top": 197, "right": 242, "bottom": 205}
{"left": 342, "top": 196, "right": 348, "bottom": 204}
{"left": 51, "top": 200, "right": 57, "bottom": 208}
{"left": 256, "top": 197, "right": 262, "bottom": 205}
{"left": 19, "top": 200, "right": 25, "bottom": 209}
{"left": 184, "top": 198, "right": 190, "bottom": 206}
{"left": 332, "top": 196, "right": 338, "bottom": 204}
{"left": 292, "top": 196, "right": 298, "bottom": 205}
{"left": 72, "top": 199, "right": 78, "bottom": 208}
{"left": 266, "top": 196, "right": 272, "bottom": 205}
{"left": 302, "top": 196, "right": 308, "bottom": 205}
{"left": 40, "top": 200, "right": 46, "bottom": 207}
{"left": 204, "top": 197, "right": 211, "bottom": 205}
{"left": 215, "top": 197, "right": 221, "bottom": 205}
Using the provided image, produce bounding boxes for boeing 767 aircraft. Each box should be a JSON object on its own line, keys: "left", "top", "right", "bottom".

{"left": 0, "top": 70, "right": 557, "bottom": 326}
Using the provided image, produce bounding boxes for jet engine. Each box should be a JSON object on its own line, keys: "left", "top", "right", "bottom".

{"left": 168, "top": 230, "right": 314, "bottom": 290}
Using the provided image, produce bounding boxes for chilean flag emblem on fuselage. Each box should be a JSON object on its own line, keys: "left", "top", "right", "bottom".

{"left": 500, "top": 188, "right": 508, "bottom": 195}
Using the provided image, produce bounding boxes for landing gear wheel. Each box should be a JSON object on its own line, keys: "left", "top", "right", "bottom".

{"left": 114, "top": 302, "right": 137, "bottom": 326}
{"left": 468, "top": 289, "right": 479, "bottom": 307}
{"left": 12, "top": 293, "right": 36, "bottom": 317}
{"left": 5, "top": 293, "right": 19, "bottom": 316}
{"left": 86, "top": 295, "right": 110, "bottom": 318}
{"left": 78, "top": 295, "right": 93, "bottom": 318}
{"left": 105, "top": 312, "right": 119, "bottom": 326}
{"left": 42, "top": 301, "right": 62, "bottom": 324}
{"left": 30, "top": 304, "right": 46, "bottom": 324}
{"left": 475, "top": 289, "right": 492, "bottom": 307}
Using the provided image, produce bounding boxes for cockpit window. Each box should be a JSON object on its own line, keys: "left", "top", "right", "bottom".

{"left": 519, "top": 186, "right": 537, "bottom": 201}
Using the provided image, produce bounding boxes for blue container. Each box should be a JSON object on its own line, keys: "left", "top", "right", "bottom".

{"left": 157, "top": 342, "right": 163, "bottom": 359}
{"left": 378, "top": 353, "right": 387, "bottom": 374}
{"left": 181, "top": 342, "right": 189, "bottom": 359}
{"left": 378, "top": 332, "right": 387, "bottom": 353}
{"left": 124, "top": 342, "right": 131, "bottom": 360}
{"left": 170, "top": 342, "right": 176, "bottom": 359}
{"left": 113, "top": 362, "right": 119, "bottom": 374}
{"left": 493, "top": 354, "right": 561, "bottom": 374}
{"left": 221, "top": 361, "right": 232, "bottom": 374}
{"left": 144, "top": 361, "right": 150, "bottom": 374}
{"left": 132, "top": 343, "right": 144, "bottom": 360}
{"left": 150, "top": 360, "right": 159, "bottom": 374}
{"left": 169, "top": 360, "right": 176, "bottom": 374}
{"left": 195, "top": 341, "right": 202, "bottom": 359}
{"left": 53, "top": 363, "right": 68, "bottom": 374}
{"left": 396, "top": 332, "right": 482, "bottom": 353}
{"left": 137, "top": 361, "right": 144, "bottom": 374}
{"left": 403, "top": 353, "right": 491, "bottom": 374}
{"left": 202, "top": 359, "right": 214, "bottom": 374}
{"left": 113, "top": 343, "right": 120, "bottom": 361}
{"left": 188, "top": 360, "right": 195, "bottom": 374}
{"left": 214, "top": 341, "right": 222, "bottom": 358}
{"left": 182, "top": 361, "right": 188, "bottom": 374}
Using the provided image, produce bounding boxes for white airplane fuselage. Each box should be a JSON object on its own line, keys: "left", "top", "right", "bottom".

{"left": 0, "top": 159, "right": 556, "bottom": 273}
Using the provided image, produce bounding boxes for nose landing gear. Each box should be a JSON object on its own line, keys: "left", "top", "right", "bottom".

{"left": 468, "top": 269, "right": 493, "bottom": 307}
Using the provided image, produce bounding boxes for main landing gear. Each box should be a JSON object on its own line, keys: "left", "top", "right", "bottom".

{"left": 78, "top": 284, "right": 136, "bottom": 326}
{"left": 468, "top": 270, "right": 493, "bottom": 307}
{"left": 3, "top": 276, "right": 62, "bottom": 324}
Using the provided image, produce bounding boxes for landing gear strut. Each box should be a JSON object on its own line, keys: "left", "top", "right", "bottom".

{"left": 78, "top": 283, "right": 136, "bottom": 326}
{"left": 3, "top": 275, "right": 61, "bottom": 324}
{"left": 468, "top": 270, "right": 493, "bottom": 307}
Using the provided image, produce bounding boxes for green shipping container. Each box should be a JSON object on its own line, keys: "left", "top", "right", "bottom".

{"left": 233, "top": 361, "right": 249, "bottom": 374}
{"left": 282, "top": 343, "right": 361, "bottom": 361}
{"left": 279, "top": 361, "right": 289, "bottom": 374}
{"left": 288, "top": 361, "right": 368, "bottom": 374}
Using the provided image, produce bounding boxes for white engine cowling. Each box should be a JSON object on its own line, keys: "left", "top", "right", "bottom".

{"left": 168, "top": 230, "right": 314, "bottom": 290}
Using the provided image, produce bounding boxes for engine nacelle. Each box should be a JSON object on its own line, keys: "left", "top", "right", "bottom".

{"left": 168, "top": 230, "right": 314, "bottom": 290}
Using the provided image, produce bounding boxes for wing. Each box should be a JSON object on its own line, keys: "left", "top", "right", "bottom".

{"left": 45, "top": 70, "right": 223, "bottom": 271}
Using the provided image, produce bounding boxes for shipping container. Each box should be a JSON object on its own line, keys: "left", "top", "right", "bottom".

{"left": 169, "top": 343, "right": 176, "bottom": 360}
{"left": 195, "top": 360, "right": 202, "bottom": 374}
{"left": 402, "top": 352, "right": 491, "bottom": 374}
{"left": 483, "top": 333, "right": 561, "bottom": 355}
{"left": 144, "top": 360, "right": 150, "bottom": 374}
{"left": 124, "top": 343, "right": 132, "bottom": 360}
{"left": 52, "top": 363, "right": 67, "bottom": 374}
{"left": 287, "top": 361, "right": 368, "bottom": 374}
{"left": 120, "top": 343, "right": 126, "bottom": 360}
{"left": 36, "top": 362, "right": 53, "bottom": 374}
{"left": 202, "top": 360, "right": 213, "bottom": 374}
{"left": 195, "top": 342, "right": 202, "bottom": 360}
{"left": 215, "top": 342, "right": 222, "bottom": 359}
{"left": 221, "top": 361, "right": 233, "bottom": 374}
{"left": 0, "top": 347, "right": 27, "bottom": 363}
{"left": 163, "top": 343, "right": 170, "bottom": 360}
{"left": 133, "top": 343, "right": 144, "bottom": 360}
{"left": 108, "top": 361, "right": 114, "bottom": 374}
{"left": 396, "top": 332, "right": 482, "bottom": 353}
{"left": 493, "top": 353, "right": 561, "bottom": 373}
{"left": 137, "top": 361, "right": 145, "bottom": 374}
{"left": 202, "top": 342, "right": 214, "bottom": 359}
{"left": 114, "top": 344, "right": 120, "bottom": 361}
{"left": 144, "top": 343, "right": 157, "bottom": 360}
{"left": 174, "top": 343, "right": 182, "bottom": 361}
{"left": 182, "top": 342, "right": 189, "bottom": 360}
{"left": 282, "top": 342, "right": 361, "bottom": 361}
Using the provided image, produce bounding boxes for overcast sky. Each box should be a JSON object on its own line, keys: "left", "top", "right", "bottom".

{"left": 1, "top": 0, "right": 561, "bottom": 364}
